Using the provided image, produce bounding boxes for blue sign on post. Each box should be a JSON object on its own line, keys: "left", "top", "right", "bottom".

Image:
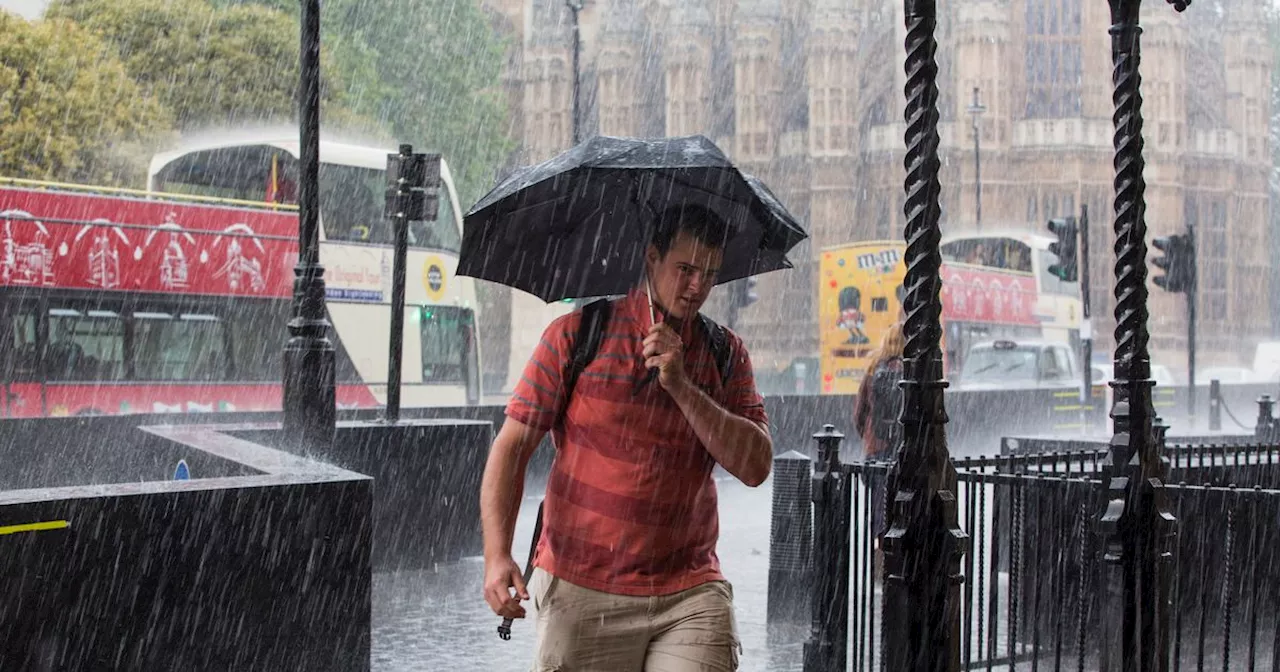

{"left": 173, "top": 459, "right": 190, "bottom": 481}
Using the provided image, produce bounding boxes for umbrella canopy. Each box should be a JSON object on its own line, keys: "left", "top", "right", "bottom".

{"left": 459, "top": 134, "right": 807, "bottom": 302}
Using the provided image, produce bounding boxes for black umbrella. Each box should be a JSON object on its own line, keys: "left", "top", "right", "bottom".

{"left": 458, "top": 134, "right": 807, "bottom": 302}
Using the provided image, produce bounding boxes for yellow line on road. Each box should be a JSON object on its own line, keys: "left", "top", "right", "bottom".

{"left": 0, "top": 520, "right": 70, "bottom": 536}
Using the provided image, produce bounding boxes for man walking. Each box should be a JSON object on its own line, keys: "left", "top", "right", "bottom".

{"left": 480, "top": 203, "right": 772, "bottom": 671}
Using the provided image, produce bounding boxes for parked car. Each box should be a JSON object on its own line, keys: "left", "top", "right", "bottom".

{"left": 954, "top": 339, "right": 1081, "bottom": 390}
{"left": 1195, "top": 366, "right": 1266, "bottom": 385}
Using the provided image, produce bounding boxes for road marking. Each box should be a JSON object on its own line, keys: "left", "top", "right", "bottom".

{"left": 0, "top": 520, "right": 70, "bottom": 536}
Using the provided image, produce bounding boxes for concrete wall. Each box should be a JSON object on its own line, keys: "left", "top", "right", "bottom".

{"left": 0, "top": 424, "right": 373, "bottom": 671}
{"left": 230, "top": 419, "right": 493, "bottom": 570}
{"left": 0, "top": 415, "right": 258, "bottom": 490}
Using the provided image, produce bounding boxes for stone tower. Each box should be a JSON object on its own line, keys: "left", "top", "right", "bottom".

{"left": 481, "top": 0, "right": 1275, "bottom": 394}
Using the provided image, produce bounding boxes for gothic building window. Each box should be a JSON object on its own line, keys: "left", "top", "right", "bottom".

{"left": 811, "top": 75, "right": 828, "bottom": 152}
{"left": 666, "top": 63, "right": 704, "bottom": 136}
{"left": 526, "top": 56, "right": 571, "bottom": 154}
{"left": 736, "top": 54, "right": 771, "bottom": 159}
{"left": 811, "top": 49, "right": 854, "bottom": 154}
{"left": 1023, "top": 0, "right": 1082, "bottom": 118}
{"left": 598, "top": 64, "right": 635, "bottom": 136}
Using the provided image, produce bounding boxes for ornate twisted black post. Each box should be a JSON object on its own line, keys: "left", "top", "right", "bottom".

{"left": 282, "top": 0, "right": 336, "bottom": 450}
{"left": 1095, "top": 1, "right": 1187, "bottom": 670}
{"left": 881, "top": 0, "right": 967, "bottom": 669}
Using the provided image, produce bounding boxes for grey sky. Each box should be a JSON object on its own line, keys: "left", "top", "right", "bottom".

{"left": 0, "top": 0, "right": 46, "bottom": 19}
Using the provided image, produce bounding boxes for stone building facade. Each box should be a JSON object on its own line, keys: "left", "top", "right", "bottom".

{"left": 479, "top": 0, "right": 1273, "bottom": 393}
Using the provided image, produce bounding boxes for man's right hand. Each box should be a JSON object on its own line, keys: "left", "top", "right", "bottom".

{"left": 483, "top": 555, "right": 530, "bottom": 619}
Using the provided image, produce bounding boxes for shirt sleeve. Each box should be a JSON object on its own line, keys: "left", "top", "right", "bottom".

{"left": 505, "top": 313, "right": 578, "bottom": 432}
{"left": 721, "top": 333, "right": 768, "bottom": 426}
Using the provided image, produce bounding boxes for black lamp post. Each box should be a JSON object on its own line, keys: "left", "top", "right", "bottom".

{"left": 567, "top": 0, "right": 584, "bottom": 145}
{"left": 567, "top": 0, "right": 585, "bottom": 310}
{"left": 282, "top": 0, "right": 336, "bottom": 451}
{"left": 967, "top": 87, "right": 985, "bottom": 232}
{"left": 1094, "top": 0, "right": 1188, "bottom": 670}
{"left": 880, "top": 0, "right": 968, "bottom": 669}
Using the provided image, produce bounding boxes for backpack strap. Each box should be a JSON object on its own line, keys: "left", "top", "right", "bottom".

{"left": 560, "top": 298, "right": 613, "bottom": 424}
{"left": 696, "top": 314, "right": 734, "bottom": 389}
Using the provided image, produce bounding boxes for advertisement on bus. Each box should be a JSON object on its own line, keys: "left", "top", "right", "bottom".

{"left": 819, "top": 243, "right": 907, "bottom": 395}
{"left": 1, "top": 189, "right": 296, "bottom": 297}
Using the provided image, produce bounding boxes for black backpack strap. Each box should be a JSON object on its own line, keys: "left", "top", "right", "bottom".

{"left": 561, "top": 298, "right": 613, "bottom": 422}
{"left": 697, "top": 314, "right": 734, "bottom": 388}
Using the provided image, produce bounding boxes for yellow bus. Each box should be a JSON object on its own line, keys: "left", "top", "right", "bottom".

{"left": 818, "top": 231, "right": 1082, "bottom": 395}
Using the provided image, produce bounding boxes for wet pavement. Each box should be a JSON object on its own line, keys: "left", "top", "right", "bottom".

{"left": 371, "top": 473, "right": 806, "bottom": 672}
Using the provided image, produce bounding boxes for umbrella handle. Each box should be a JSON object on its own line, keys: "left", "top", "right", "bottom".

{"left": 635, "top": 275, "right": 660, "bottom": 395}
{"left": 645, "top": 275, "right": 657, "bottom": 327}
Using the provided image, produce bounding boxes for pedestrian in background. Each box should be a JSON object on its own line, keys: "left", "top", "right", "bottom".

{"left": 853, "top": 321, "right": 905, "bottom": 559}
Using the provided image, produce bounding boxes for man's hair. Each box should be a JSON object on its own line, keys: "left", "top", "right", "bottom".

{"left": 650, "top": 203, "right": 730, "bottom": 257}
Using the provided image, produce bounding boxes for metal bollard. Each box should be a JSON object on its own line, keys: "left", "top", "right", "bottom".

{"left": 802, "top": 424, "right": 851, "bottom": 672}
{"left": 1258, "top": 395, "right": 1277, "bottom": 442}
{"left": 1208, "top": 379, "right": 1222, "bottom": 431}
{"left": 1257, "top": 395, "right": 1275, "bottom": 438}
{"left": 769, "top": 451, "right": 814, "bottom": 626}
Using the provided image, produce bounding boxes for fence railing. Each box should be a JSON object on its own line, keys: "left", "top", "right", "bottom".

{"left": 771, "top": 436, "right": 1280, "bottom": 671}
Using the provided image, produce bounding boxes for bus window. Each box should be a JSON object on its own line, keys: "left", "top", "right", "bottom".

{"left": 420, "top": 306, "right": 474, "bottom": 386}
{"left": 319, "top": 162, "right": 462, "bottom": 253}
{"left": 47, "top": 308, "right": 125, "bottom": 382}
{"left": 1006, "top": 243, "right": 1032, "bottom": 273}
{"left": 1, "top": 302, "right": 39, "bottom": 381}
{"left": 153, "top": 145, "right": 289, "bottom": 203}
{"left": 319, "top": 163, "right": 384, "bottom": 243}
{"left": 942, "top": 238, "right": 1033, "bottom": 274}
{"left": 132, "top": 312, "right": 230, "bottom": 382}
{"left": 407, "top": 184, "right": 462, "bottom": 253}
{"left": 226, "top": 301, "right": 285, "bottom": 381}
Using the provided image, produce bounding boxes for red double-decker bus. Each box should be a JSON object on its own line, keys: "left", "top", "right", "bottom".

{"left": 1, "top": 135, "right": 482, "bottom": 417}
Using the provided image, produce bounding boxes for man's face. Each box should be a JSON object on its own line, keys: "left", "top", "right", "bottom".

{"left": 646, "top": 231, "right": 724, "bottom": 321}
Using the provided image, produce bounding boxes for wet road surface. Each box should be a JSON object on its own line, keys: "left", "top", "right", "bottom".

{"left": 371, "top": 474, "right": 805, "bottom": 671}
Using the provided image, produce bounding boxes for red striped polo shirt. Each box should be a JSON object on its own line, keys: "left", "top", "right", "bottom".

{"left": 506, "top": 288, "right": 769, "bottom": 596}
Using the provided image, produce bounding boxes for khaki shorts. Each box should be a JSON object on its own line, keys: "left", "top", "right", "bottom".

{"left": 529, "top": 568, "right": 742, "bottom": 672}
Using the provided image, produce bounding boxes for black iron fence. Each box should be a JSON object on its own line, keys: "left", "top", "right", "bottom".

{"left": 772, "top": 433, "right": 1280, "bottom": 671}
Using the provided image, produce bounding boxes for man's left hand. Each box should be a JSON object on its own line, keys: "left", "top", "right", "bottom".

{"left": 643, "top": 323, "right": 687, "bottom": 390}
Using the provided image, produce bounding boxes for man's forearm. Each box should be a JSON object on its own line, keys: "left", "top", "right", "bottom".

{"left": 480, "top": 450, "right": 526, "bottom": 559}
{"left": 668, "top": 379, "right": 772, "bottom": 486}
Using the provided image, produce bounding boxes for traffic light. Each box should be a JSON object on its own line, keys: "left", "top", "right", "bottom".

{"left": 1046, "top": 216, "right": 1079, "bottom": 282}
{"left": 734, "top": 277, "right": 759, "bottom": 308}
{"left": 1152, "top": 232, "right": 1195, "bottom": 293}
